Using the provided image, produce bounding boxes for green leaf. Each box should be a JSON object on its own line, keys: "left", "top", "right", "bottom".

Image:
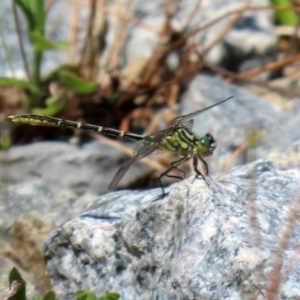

{"left": 50, "top": 70, "right": 98, "bottom": 94}
{"left": 51, "top": 41, "right": 69, "bottom": 50}
{"left": 75, "top": 290, "right": 97, "bottom": 300}
{"left": 30, "top": 31, "right": 69, "bottom": 52}
{"left": 271, "top": 0, "right": 297, "bottom": 25}
{"left": 34, "top": 295, "right": 43, "bottom": 300}
{"left": 8, "top": 267, "right": 26, "bottom": 300}
{"left": 98, "top": 292, "right": 120, "bottom": 300}
{"left": 42, "top": 291, "right": 56, "bottom": 300}
{"left": 29, "top": 0, "right": 45, "bottom": 34}
{"left": 15, "top": 0, "right": 45, "bottom": 32}
{"left": 14, "top": 0, "right": 31, "bottom": 12}
{"left": 31, "top": 96, "right": 65, "bottom": 116}
{"left": 109, "top": 93, "right": 120, "bottom": 103}
{"left": 0, "top": 77, "right": 38, "bottom": 93}
{"left": 14, "top": 0, "right": 35, "bottom": 32}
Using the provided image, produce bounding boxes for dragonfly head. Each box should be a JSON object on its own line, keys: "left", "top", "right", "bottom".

{"left": 197, "top": 133, "right": 216, "bottom": 156}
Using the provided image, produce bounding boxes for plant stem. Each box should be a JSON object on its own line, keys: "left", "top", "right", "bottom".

{"left": 31, "top": 50, "right": 43, "bottom": 106}
{"left": 33, "top": 50, "right": 42, "bottom": 86}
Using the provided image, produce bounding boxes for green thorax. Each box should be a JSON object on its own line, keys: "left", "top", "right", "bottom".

{"left": 145, "top": 125, "right": 217, "bottom": 157}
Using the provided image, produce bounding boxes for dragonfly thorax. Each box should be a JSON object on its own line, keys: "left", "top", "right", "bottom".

{"left": 152, "top": 125, "right": 217, "bottom": 157}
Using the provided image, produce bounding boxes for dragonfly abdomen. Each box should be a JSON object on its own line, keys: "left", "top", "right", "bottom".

{"left": 8, "top": 114, "right": 145, "bottom": 141}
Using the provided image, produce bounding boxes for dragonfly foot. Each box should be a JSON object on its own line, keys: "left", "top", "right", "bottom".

{"left": 195, "top": 174, "right": 213, "bottom": 187}
{"left": 152, "top": 192, "right": 169, "bottom": 202}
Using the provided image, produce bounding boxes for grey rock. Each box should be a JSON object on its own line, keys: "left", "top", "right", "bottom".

{"left": 223, "top": 2, "right": 276, "bottom": 74}
{"left": 0, "top": 168, "right": 95, "bottom": 296}
{"left": 0, "top": 173, "right": 96, "bottom": 295}
{"left": 124, "top": 15, "right": 162, "bottom": 65}
{"left": 0, "top": 178, "right": 95, "bottom": 239}
{"left": 267, "top": 140, "right": 300, "bottom": 171}
{"left": 125, "top": 0, "right": 275, "bottom": 68}
{"left": 0, "top": 140, "right": 146, "bottom": 195}
{"left": 45, "top": 159, "right": 300, "bottom": 299}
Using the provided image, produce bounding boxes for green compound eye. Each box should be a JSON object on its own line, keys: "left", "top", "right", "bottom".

{"left": 201, "top": 136, "right": 210, "bottom": 148}
{"left": 201, "top": 134, "right": 211, "bottom": 147}
{"left": 200, "top": 133, "right": 216, "bottom": 154}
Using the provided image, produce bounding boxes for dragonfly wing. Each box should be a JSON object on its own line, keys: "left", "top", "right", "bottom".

{"left": 133, "top": 127, "right": 175, "bottom": 155}
{"left": 108, "top": 156, "right": 136, "bottom": 190}
{"left": 180, "top": 119, "right": 194, "bottom": 130}
{"left": 110, "top": 127, "right": 176, "bottom": 189}
{"left": 151, "top": 148, "right": 169, "bottom": 155}
{"left": 109, "top": 141, "right": 159, "bottom": 190}
{"left": 171, "top": 96, "right": 233, "bottom": 126}
{"left": 133, "top": 140, "right": 148, "bottom": 155}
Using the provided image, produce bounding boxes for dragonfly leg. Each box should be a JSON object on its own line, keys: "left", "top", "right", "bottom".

{"left": 197, "top": 153, "right": 213, "bottom": 181}
{"left": 193, "top": 155, "right": 211, "bottom": 185}
{"left": 156, "top": 156, "right": 191, "bottom": 198}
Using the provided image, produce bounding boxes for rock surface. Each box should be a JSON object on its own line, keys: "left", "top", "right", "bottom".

{"left": 0, "top": 179, "right": 95, "bottom": 294}
{"left": 0, "top": 141, "right": 146, "bottom": 195}
{"left": 45, "top": 158, "right": 300, "bottom": 299}
{"left": 0, "top": 178, "right": 95, "bottom": 237}
{"left": 0, "top": 178, "right": 160, "bottom": 297}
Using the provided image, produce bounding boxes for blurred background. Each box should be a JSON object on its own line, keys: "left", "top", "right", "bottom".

{"left": 1, "top": 0, "right": 300, "bottom": 296}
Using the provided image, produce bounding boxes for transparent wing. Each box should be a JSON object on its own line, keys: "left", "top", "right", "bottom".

{"left": 136, "top": 142, "right": 168, "bottom": 155}
{"left": 108, "top": 144, "right": 157, "bottom": 190}
{"left": 109, "top": 127, "right": 176, "bottom": 189}
{"left": 171, "top": 96, "right": 232, "bottom": 126}
{"left": 151, "top": 148, "right": 169, "bottom": 155}
{"left": 133, "top": 140, "right": 150, "bottom": 156}
{"left": 108, "top": 156, "right": 139, "bottom": 190}
{"left": 133, "top": 127, "right": 175, "bottom": 155}
{"left": 180, "top": 119, "right": 194, "bottom": 130}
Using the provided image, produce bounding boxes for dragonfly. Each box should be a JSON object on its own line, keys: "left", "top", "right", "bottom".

{"left": 8, "top": 96, "right": 232, "bottom": 195}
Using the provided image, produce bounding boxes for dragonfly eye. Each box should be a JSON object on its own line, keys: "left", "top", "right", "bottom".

{"left": 201, "top": 136, "right": 210, "bottom": 147}
{"left": 199, "top": 133, "right": 217, "bottom": 155}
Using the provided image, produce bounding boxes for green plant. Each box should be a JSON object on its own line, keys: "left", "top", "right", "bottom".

{"left": 0, "top": 0, "right": 98, "bottom": 115}
{"left": 271, "top": 0, "right": 298, "bottom": 26}
{"left": 75, "top": 290, "right": 120, "bottom": 300}
{"left": 6, "top": 267, "right": 120, "bottom": 300}
{"left": 7, "top": 267, "right": 26, "bottom": 300}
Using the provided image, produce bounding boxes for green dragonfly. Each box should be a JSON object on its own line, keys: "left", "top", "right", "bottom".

{"left": 8, "top": 96, "right": 232, "bottom": 195}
